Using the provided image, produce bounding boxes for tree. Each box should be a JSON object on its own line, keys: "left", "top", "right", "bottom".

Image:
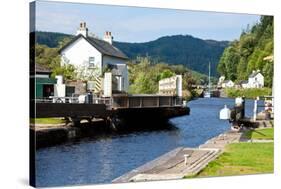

{"left": 75, "top": 63, "right": 101, "bottom": 81}
{"left": 159, "top": 69, "right": 175, "bottom": 80}
{"left": 51, "top": 64, "right": 76, "bottom": 80}
{"left": 216, "top": 15, "right": 273, "bottom": 87}
{"left": 34, "top": 43, "right": 76, "bottom": 80}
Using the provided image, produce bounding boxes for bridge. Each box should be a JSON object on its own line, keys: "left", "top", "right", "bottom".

{"left": 31, "top": 95, "right": 190, "bottom": 128}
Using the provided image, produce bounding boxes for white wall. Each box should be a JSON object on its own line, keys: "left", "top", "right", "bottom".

{"left": 248, "top": 73, "right": 264, "bottom": 88}
{"left": 60, "top": 37, "right": 102, "bottom": 72}
{"left": 103, "top": 72, "right": 112, "bottom": 97}
{"left": 226, "top": 81, "right": 234, "bottom": 88}
{"left": 222, "top": 81, "right": 234, "bottom": 88}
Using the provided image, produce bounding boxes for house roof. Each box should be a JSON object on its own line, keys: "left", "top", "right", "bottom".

{"left": 59, "top": 34, "right": 129, "bottom": 60}
{"left": 249, "top": 71, "right": 262, "bottom": 78}
{"left": 34, "top": 64, "right": 52, "bottom": 74}
{"left": 239, "top": 80, "right": 248, "bottom": 84}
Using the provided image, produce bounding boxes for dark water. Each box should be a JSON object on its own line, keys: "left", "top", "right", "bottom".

{"left": 36, "top": 98, "right": 263, "bottom": 187}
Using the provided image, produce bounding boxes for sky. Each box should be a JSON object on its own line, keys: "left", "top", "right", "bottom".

{"left": 34, "top": 1, "right": 261, "bottom": 43}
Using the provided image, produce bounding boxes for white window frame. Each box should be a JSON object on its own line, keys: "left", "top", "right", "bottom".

{"left": 89, "top": 57, "right": 95, "bottom": 68}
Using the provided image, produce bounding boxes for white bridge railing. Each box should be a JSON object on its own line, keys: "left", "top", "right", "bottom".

{"left": 35, "top": 95, "right": 183, "bottom": 109}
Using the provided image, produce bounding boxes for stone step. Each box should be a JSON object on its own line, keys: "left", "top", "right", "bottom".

{"left": 185, "top": 150, "right": 216, "bottom": 171}
{"left": 188, "top": 150, "right": 220, "bottom": 175}
{"left": 186, "top": 149, "right": 219, "bottom": 174}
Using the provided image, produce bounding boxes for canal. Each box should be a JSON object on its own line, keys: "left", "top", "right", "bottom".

{"left": 35, "top": 97, "right": 263, "bottom": 187}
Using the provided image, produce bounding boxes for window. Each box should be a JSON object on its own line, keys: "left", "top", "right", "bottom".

{"left": 89, "top": 57, "right": 95, "bottom": 68}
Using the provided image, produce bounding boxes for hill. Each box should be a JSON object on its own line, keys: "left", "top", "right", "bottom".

{"left": 114, "top": 36, "right": 228, "bottom": 76}
{"left": 36, "top": 31, "right": 72, "bottom": 48}
{"left": 35, "top": 31, "right": 228, "bottom": 76}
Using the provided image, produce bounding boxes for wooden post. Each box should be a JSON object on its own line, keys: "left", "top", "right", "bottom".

{"left": 140, "top": 97, "right": 143, "bottom": 108}
{"left": 157, "top": 97, "right": 160, "bottom": 107}
{"left": 169, "top": 97, "right": 172, "bottom": 107}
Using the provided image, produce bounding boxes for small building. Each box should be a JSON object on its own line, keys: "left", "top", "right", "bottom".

{"left": 221, "top": 80, "right": 234, "bottom": 88}
{"left": 31, "top": 64, "right": 57, "bottom": 99}
{"left": 218, "top": 76, "right": 225, "bottom": 85}
{"left": 247, "top": 70, "right": 264, "bottom": 88}
{"left": 59, "top": 22, "right": 129, "bottom": 94}
{"left": 159, "top": 75, "right": 182, "bottom": 96}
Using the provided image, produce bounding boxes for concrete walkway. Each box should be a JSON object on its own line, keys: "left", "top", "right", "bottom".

{"left": 112, "top": 130, "right": 244, "bottom": 183}
{"left": 112, "top": 147, "right": 221, "bottom": 182}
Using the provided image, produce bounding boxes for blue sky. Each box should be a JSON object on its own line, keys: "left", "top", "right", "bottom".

{"left": 35, "top": 1, "right": 261, "bottom": 42}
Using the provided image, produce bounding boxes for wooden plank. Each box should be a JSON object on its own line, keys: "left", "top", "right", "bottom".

{"left": 34, "top": 103, "right": 109, "bottom": 118}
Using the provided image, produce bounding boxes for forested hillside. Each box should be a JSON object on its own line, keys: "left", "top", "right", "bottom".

{"left": 114, "top": 35, "right": 228, "bottom": 76}
{"left": 35, "top": 32, "right": 228, "bottom": 76}
{"left": 217, "top": 16, "right": 273, "bottom": 87}
{"left": 36, "top": 31, "right": 72, "bottom": 48}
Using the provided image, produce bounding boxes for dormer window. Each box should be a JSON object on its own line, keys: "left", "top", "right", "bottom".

{"left": 89, "top": 57, "right": 95, "bottom": 68}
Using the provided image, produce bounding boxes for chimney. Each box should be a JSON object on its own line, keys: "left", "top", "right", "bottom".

{"left": 76, "top": 22, "right": 88, "bottom": 37}
{"left": 103, "top": 31, "right": 113, "bottom": 44}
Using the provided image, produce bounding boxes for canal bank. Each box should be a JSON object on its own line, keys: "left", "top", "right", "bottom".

{"left": 113, "top": 120, "right": 273, "bottom": 182}
{"left": 31, "top": 119, "right": 109, "bottom": 148}
{"left": 112, "top": 130, "right": 243, "bottom": 182}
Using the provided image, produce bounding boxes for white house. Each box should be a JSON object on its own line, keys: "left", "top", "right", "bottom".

{"left": 240, "top": 70, "right": 264, "bottom": 89}
{"left": 247, "top": 70, "right": 264, "bottom": 88}
{"left": 221, "top": 80, "right": 234, "bottom": 88}
{"left": 59, "top": 22, "right": 129, "bottom": 93}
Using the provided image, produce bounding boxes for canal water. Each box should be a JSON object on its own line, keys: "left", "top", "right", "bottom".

{"left": 36, "top": 97, "right": 263, "bottom": 187}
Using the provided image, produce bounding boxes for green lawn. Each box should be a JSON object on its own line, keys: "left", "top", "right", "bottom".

{"left": 244, "top": 128, "right": 274, "bottom": 140}
{"left": 224, "top": 87, "right": 272, "bottom": 99}
{"left": 30, "top": 118, "right": 66, "bottom": 124}
{"left": 191, "top": 142, "right": 273, "bottom": 177}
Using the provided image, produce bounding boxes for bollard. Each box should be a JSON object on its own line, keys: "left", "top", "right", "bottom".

{"left": 220, "top": 104, "right": 230, "bottom": 120}
{"left": 241, "top": 96, "right": 245, "bottom": 119}
{"left": 184, "top": 154, "right": 190, "bottom": 165}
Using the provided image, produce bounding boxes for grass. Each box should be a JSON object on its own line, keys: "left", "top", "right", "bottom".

{"left": 30, "top": 118, "right": 66, "bottom": 124}
{"left": 224, "top": 87, "right": 272, "bottom": 99}
{"left": 189, "top": 142, "right": 273, "bottom": 178}
{"left": 244, "top": 128, "right": 274, "bottom": 140}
